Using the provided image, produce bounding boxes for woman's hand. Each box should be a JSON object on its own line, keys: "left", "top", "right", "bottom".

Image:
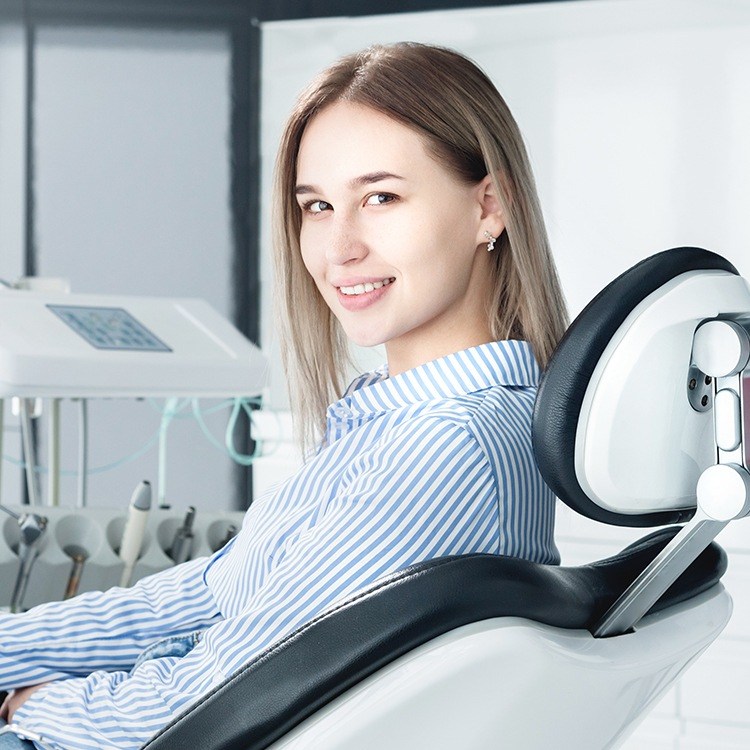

{"left": 0, "top": 683, "right": 49, "bottom": 723}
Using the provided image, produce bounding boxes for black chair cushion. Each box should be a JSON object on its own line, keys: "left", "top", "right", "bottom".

{"left": 533, "top": 247, "right": 738, "bottom": 527}
{"left": 142, "top": 527, "right": 726, "bottom": 750}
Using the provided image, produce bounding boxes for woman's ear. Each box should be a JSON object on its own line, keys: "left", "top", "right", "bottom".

{"left": 476, "top": 174, "right": 505, "bottom": 240}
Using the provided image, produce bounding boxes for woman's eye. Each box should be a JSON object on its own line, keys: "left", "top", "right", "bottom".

{"left": 365, "top": 193, "right": 396, "bottom": 206}
{"left": 304, "top": 200, "right": 332, "bottom": 214}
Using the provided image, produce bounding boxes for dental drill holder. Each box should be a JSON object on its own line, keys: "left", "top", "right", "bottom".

{"left": 0, "top": 506, "right": 245, "bottom": 611}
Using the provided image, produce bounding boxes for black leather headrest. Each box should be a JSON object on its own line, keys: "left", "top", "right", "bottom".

{"left": 532, "top": 247, "right": 738, "bottom": 526}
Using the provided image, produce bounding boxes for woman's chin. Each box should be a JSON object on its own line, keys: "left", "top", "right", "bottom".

{"left": 342, "top": 328, "right": 388, "bottom": 349}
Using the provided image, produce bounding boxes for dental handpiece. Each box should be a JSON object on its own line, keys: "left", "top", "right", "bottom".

{"left": 169, "top": 506, "right": 196, "bottom": 565}
{"left": 9, "top": 513, "right": 48, "bottom": 613}
{"left": 119, "top": 480, "right": 152, "bottom": 588}
{"left": 63, "top": 545, "right": 88, "bottom": 600}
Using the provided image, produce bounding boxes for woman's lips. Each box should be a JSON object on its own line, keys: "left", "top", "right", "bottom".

{"left": 336, "top": 278, "right": 394, "bottom": 311}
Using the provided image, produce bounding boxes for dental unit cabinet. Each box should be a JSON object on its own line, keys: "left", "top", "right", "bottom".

{"left": 0, "top": 289, "right": 266, "bottom": 399}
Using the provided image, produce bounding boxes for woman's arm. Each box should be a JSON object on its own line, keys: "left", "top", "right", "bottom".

{"left": 10, "top": 417, "right": 496, "bottom": 750}
{"left": 0, "top": 555, "right": 222, "bottom": 690}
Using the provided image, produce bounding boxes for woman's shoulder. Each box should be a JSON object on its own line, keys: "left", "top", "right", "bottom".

{"left": 420, "top": 380, "right": 536, "bottom": 428}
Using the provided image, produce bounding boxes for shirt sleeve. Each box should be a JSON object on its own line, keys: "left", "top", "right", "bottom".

{"left": 0, "top": 555, "right": 221, "bottom": 690}
{"left": 12, "top": 417, "right": 497, "bottom": 750}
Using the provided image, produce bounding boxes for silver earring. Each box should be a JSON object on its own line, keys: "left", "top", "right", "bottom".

{"left": 484, "top": 230, "right": 496, "bottom": 252}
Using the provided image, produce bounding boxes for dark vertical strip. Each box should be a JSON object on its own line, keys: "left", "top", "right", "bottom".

{"left": 229, "top": 17, "right": 261, "bottom": 510}
{"left": 23, "top": 7, "right": 35, "bottom": 276}
{"left": 21, "top": 4, "right": 36, "bottom": 504}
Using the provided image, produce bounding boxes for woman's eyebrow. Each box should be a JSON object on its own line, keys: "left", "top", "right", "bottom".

{"left": 294, "top": 183, "right": 318, "bottom": 196}
{"left": 294, "top": 171, "right": 405, "bottom": 196}
{"left": 348, "top": 171, "right": 405, "bottom": 188}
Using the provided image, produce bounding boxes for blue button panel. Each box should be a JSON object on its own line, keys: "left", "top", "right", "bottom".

{"left": 48, "top": 304, "right": 172, "bottom": 352}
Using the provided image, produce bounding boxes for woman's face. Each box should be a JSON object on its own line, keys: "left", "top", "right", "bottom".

{"left": 295, "top": 102, "right": 501, "bottom": 374}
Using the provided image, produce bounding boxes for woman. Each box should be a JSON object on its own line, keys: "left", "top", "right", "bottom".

{"left": 0, "top": 42, "right": 567, "bottom": 749}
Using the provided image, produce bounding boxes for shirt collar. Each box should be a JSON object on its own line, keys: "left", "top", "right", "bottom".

{"left": 327, "top": 340, "right": 540, "bottom": 421}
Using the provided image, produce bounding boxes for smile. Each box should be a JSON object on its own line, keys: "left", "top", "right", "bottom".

{"left": 338, "top": 278, "right": 394, "bottom": 296}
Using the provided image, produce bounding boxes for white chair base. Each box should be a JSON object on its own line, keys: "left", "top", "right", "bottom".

{"left": 272, "top": 585, "right": 731, "bottom": 750}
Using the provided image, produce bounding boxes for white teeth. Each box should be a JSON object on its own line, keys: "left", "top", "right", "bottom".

{"left": 339, "top": 278, "right": 394, "bottom": 296}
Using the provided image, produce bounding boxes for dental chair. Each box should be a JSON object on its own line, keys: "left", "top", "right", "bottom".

{"left": 143, "top": 247, "right": 750, "bottom": 750}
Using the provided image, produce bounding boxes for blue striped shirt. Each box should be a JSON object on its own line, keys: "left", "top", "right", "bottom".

{"left": 1, "top": 340, "right": 558, "bottom": 750}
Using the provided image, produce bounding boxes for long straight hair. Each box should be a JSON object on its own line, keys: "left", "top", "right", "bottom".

{"left": 273, "top": 43, "right": 568, "bottom": 454}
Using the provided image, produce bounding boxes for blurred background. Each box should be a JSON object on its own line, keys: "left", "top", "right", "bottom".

{"left": 1, "top": 0, "right": 749, "bottom": 745}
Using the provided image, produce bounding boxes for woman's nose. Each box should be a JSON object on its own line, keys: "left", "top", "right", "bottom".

{"left": 325, "top": 215, "right": 368, "bottom": 265}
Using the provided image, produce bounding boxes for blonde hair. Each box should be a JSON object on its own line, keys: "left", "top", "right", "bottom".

{"left": 273, "top": 42, "right": 568, "bottom": 454}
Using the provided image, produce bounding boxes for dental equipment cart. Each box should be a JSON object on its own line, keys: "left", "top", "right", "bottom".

{"left": 0, "top": 288, "right": 267, "bottom": 611}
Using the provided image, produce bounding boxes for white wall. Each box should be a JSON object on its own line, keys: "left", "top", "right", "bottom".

{"left": 259, "top": 2, "right": 750, "bottom": 746}
{"left": 260, "top": 0, "right": 750, "bottom": 407}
